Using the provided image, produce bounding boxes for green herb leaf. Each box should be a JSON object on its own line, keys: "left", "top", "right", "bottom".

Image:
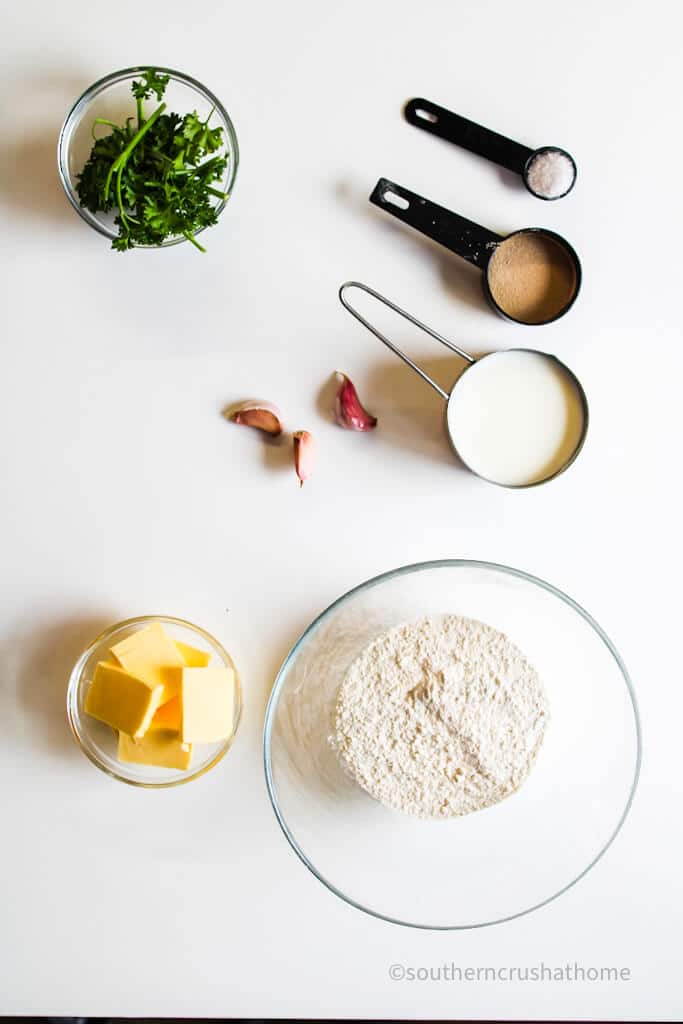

{"left": 131, "top": 68, "right": 170, "bottom": 102}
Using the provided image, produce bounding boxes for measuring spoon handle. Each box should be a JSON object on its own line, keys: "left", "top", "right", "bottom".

{"left": 370, "top": 178, "right": 501, "bottom": 268}
{"left": 404, "top": 98, "right": 534, "bottom": 175}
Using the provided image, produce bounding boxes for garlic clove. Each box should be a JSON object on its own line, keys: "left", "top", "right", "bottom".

{"left": 334, "top": 372, "right": 377, "bottom": 431}
{"left": 229, "top": 400, "right": 283, "bottom": 437}
{"left": 293, "top": 430, "right": 315, "bottom": 487}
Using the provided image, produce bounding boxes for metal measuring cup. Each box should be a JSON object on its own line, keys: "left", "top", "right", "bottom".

{"left": 339, "top": 281, "right": 588, "bottom": 489}
{"left": 370, "top": 178, "right": 582, "bottom": 325}
{"left": 404, "top": 98, "right": 578, "bottom": 201}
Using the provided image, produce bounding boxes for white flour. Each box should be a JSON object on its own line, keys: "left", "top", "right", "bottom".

{"left": 334, "top": 615, "right": 549, "bottom": 818}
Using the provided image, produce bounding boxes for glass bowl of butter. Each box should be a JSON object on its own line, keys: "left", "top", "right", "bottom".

{"left": 67, "top": 615, "right": 242, "bottom": 787}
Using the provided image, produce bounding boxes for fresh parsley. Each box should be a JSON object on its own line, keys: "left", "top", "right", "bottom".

{"left": 77, "top": 68, "right": 229, "bottom": 252}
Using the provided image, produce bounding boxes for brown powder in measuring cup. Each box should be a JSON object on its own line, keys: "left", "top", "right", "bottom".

{"left": 487, "top": 232, "right": 577, "bottom": 324}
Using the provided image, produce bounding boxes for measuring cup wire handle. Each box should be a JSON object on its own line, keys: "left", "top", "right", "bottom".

{"left": 338, "top": 282, "right": 474, "bottom": 403}
{"left": 404, "top": 98, "right": 534, "bottom": 175}
{"left": 370, "top": 178, "right": 500, "bottom": 268}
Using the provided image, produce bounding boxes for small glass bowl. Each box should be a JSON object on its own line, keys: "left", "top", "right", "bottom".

{"left": 57, "top": 66, "right": 239, "bottom": 247}
{"left": 67, "top": 615, "right": 242, "bottom": 787}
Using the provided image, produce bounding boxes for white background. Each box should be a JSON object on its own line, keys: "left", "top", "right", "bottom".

{"left": 0, "top": 0, "right": 681, "bottom": 1019}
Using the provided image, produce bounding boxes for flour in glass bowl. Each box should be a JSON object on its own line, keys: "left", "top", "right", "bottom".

{"left": 334, "top": 615, "right": 550, "bottom": 818}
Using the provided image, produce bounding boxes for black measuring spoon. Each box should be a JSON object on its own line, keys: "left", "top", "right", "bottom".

{"left": 370, "top": 178, "right": 581, "bottom": 325}
{"left": 405, "top": 98, "right": 577, "bottom": 201}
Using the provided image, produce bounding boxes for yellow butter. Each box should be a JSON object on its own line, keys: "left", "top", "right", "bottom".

{"left": 175, "top": 639, "right": 211, "bottom": 668}
{"left": 85, "top": 661, "right": 163, "bottom": 738}
{"left": 181, "top": 666, "right": 235, "bottom": 743}
{"left": 118, "top": 729, "right": 192, "bottom": 770}
{"left": 148, "top": 696, "right": 181, "bottom": 732}
{"left": 110, "top": 622, "right": 185, "bottom": 703}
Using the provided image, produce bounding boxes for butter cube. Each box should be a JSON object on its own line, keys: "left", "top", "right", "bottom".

{"left": 85, "top": 662, "right": 163, "bottom": 738}
{"left": 175, "top": 639, "right": 211, "bottom": 668}
{"left": 110, "top": 623, "right": 185, "bottom": 703}
{"left": 118, "top": 730, "right": 192, "bottom": 770}
{"left": 181, "top": 666, "right": 235, "bottom": 743}
{"left": 149, "top": 696, "right": 181, "bottom": 732}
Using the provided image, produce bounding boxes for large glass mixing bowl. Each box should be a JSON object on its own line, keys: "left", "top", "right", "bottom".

{"left": 264, "top": 560, "right": 641, "bottom": 929}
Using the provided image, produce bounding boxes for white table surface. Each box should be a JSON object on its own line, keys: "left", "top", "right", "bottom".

{"left": 1, "top": 0, "right": 681, "bottom": 1019}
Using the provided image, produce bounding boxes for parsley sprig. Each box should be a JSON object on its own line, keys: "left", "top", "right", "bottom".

{"left": 77, "top": 68, "right": 229, "bottom": 252}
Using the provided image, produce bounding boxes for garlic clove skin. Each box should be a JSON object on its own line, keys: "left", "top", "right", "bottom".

{"left": 334, "top": 372, "right": 377, "bottom": 431}
{"left": 293, "top": 430, "right": 315, "bottom": 487}
{"left": 229, "top": 400, "right": 283, "bottom": 437}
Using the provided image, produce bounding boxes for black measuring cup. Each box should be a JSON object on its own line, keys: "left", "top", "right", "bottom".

{"left": 405, "top": 98, "right": 577, "bottom": 201}
{"left": 370, "top": 178, "right": 581, "bottom": 326}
